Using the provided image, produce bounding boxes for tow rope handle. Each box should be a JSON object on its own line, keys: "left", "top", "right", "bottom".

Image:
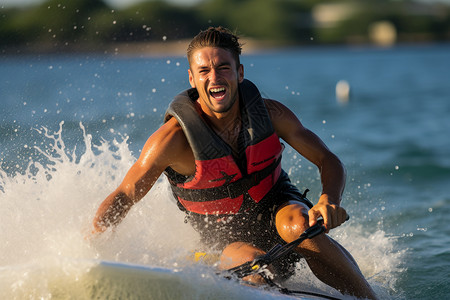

{"left": 225, "top": 221, "right": 325, "bottom": 279}
{"left": 226, "top": 215, "right": 349, "bottom": 279}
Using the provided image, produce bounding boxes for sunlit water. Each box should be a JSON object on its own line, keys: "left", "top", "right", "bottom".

{"left": 1, "top": 44, "right": 449, "bottom": 299}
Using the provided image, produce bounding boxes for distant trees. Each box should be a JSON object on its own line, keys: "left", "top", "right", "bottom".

{"left": 0, "top": 0, "right": 448, "bottom": 53}
{"left": 1, "top": 0, "right": 108, "bottom": 46}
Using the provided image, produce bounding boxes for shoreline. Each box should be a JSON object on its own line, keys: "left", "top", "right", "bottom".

{"left": 2, "top": 39, "right": 445, "bottom": 58}
{"left": 0, "top": 39, "right": 285, "bottom": 58}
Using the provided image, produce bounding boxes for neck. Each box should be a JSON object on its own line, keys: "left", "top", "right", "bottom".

{"left": 200, "top": 100, "right": 242, "bottom": 153}
{"left": 200, "top": 97, "right": 241, "bottom": 132}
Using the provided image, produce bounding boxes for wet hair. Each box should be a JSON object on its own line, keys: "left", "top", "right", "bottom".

{"left": 187, "top": 26, "right": 242, "bottom": 68}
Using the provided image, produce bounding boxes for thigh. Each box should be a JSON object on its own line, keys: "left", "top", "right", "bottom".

{"left": 219, "top": 242, "right": 265, "bottom": 270}
{"left": 218, "top": 241, "right": 300, "bottom": 283}
{"left": 219, "top": 242, "right": 268, "bottom": 284}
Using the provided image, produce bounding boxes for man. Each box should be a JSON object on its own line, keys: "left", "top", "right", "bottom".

{"left": 92, "top": 27, "right": 377, "bottom": 299}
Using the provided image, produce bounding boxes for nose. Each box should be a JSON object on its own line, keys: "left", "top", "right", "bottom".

{"left": 209, "top": 68, "right": 220, "bottom": 83}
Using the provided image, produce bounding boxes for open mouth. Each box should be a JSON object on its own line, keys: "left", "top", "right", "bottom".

{"left": 209, "top": 87, "right": 226, "bottom": 99}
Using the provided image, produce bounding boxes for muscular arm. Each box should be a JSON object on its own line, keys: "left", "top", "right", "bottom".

{"left": 265, "top": 99, "right": 347, "bottom": 231}
{"left": 92, "top": 117, "right": 194, "bottom": 234}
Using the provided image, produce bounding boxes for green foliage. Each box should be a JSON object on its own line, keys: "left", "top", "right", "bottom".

{"left": 116, "top": 1, "right": 202, "bottom": 41}
{"left": 2, "top": 0, "right": 108, "bottom": 45}
{"left": 197, "top": 0, "right": 312, "bottom": 42}
{"left": 0, "top": 0, "right": 449, "bottom": 51}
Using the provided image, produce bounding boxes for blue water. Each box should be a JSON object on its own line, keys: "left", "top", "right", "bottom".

{"left": 1, "top": 44, "right": 449, "bottom": 299}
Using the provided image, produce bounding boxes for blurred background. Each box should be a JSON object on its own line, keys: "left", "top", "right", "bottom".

{"left": 1, "top": 1, "right": 449, "bottom": 299}
{"left": 1, "top": 0, "right": 449, "bottom": 55}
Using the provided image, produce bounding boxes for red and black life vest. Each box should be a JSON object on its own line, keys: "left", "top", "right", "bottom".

{"left": 164, "top": 79, "right": 283, "bottom": 215}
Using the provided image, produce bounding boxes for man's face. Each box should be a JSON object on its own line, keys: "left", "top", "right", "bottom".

{"left": 188, "top": 47, "right": 244, "bottom": 116}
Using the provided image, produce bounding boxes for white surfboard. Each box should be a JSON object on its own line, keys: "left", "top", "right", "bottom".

{"left": 0, "top": 258, "right": 340, "bottom": 299}
{"left": 86, "top": 260, "right": 339, "bottom": 300}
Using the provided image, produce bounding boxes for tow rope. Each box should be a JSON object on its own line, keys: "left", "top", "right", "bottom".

{"left": 226, "top": 221, "right": 326, "bottom": 279}
{"left": 223, "top": 215, "right": 349, "bottom": 300}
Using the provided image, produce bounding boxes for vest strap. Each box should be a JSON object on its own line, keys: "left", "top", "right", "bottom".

{"left": 171, "top": 156, "right": 281, "bottom": 201}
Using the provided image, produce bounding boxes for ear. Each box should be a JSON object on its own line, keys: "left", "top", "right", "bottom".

{"left": 238, "top": 64, "right": 244, "bottom": 83}
{"left": 188, "top": 69, "right": 195, "bottom": 88}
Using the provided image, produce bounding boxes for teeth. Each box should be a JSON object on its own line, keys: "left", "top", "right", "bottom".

{"left": 210, "top": 87, "right": 225, "bottom": 93}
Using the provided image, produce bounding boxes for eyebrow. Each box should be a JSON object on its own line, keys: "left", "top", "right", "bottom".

{"left": 216, "top": 61, "right": 232, "bottom": 67}
{"left": 197, "top": 61, "right": 232, "bottom": 70}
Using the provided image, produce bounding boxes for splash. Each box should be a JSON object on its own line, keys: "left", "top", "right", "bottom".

{"left": 328, "top": 224, "right": 407, "bottom": 299}
{"left": 0, "top": 122, "right": 200, "bottom": 299}
{"left": 0, "top": 122, "right": 405, "bottom": 299}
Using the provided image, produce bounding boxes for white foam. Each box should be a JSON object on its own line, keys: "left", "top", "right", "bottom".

{"left": 0, "top": 122, "right": 405, "bottom": 299}
{"left": 329, "top": 224, "right": 407, "bottom": 298}
{"left": 0, "top": 122, "right": 200, "bottom": 297}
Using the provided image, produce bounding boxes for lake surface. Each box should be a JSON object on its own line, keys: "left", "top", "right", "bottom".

{"left": 1, "top": 43, "right": 449, "bottom": 299}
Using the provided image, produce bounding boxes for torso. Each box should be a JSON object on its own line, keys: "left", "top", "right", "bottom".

{"left": 168, "top": 98, "right": 281, "bottom": 177}
{"left": 203, "top": 112, "right": 242, "bottom": 157}
{"left": 163, "top": 80, "right": 287, "bottom": 216}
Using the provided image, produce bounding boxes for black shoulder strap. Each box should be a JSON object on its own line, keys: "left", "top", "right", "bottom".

{"left": 239, "top": 79, "right": 274, "bottom": 145}
{"left": 164, "top": 88, "right": 231, "bottom": 161}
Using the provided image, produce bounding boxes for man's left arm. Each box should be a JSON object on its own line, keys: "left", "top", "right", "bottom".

{"left": 265, "top": 99, "right": 347, "bottom": 231}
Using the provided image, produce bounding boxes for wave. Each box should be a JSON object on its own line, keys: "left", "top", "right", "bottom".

{"left": 0, "top": 122, "right": 405, "bottom": 299}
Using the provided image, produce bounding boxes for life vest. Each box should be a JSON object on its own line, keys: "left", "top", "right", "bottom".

{"left": 164, "top": 79, "right": 283, "bottom": 215}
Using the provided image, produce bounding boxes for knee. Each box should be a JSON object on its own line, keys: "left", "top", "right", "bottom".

{"left": 275, "top": 203, "right": 309, "bottom": 243}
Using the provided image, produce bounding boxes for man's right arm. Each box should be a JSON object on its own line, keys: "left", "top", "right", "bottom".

{"left": 92, "top": 117, "right": 192, "bottom": 234}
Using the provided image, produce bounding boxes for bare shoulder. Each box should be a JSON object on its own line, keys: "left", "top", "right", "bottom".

{"left": 152, "top": 117, "right": 188, "bottom": 147}
{"left": 264, "top": 98, "right": 285, "bottom": 117}
{"left": 139, "top": 117, "right": 194, "bottom": 175}
{"left": 263, "top": 98, "right": 304, "bottom": 135}
{"left": 264, "top": 98, "right": 298, "bottom": 120}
